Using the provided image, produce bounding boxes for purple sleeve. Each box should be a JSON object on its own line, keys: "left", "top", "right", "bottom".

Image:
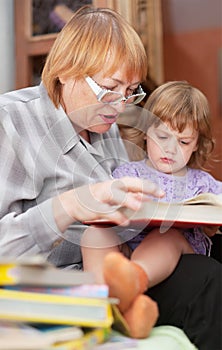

{"left": 207, "top": 175, "right": 222, "bottom": 194}
{"left": 112, "top": 162, "right": 140, "bottom": 179}
{"left": 200, "top": 171, "right": 222, "bottom": 194}
{"left": 189, "top": 169, "right": 222, "bottom": 195}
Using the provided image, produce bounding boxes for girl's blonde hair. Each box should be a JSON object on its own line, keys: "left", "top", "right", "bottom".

{"left": 144, "top": 81, "right": 215, "bottom": 168}
{"left": 42, "top": 5, "right": 148, "bottom": 108}
{"left": 119, "top": 81, "right": 215, "bottom": 167}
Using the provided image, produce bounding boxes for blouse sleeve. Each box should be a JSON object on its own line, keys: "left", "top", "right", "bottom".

{"left": 201, "top": 171, "right": 222, "bottom": 194}
{"left": 112, "top": 162, "right": 139, "bottom": 179}
{"left": 0, "top": 109, "right": 61, "bottom": 258}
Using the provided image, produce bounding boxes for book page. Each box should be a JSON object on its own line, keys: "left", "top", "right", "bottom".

{"left": 183, "top": 193, "right": 222, "bottom": 206}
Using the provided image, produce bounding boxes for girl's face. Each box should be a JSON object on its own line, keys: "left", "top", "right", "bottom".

{"left": 146, "top": 122, "right": 199, "bottom": 176}
{"left": 60, "top": 67, "right": 142, "bottom": 135}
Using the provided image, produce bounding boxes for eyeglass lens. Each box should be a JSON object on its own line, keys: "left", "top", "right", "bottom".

{"left": 101, "top": 92, "right": 144, "bottom": 104}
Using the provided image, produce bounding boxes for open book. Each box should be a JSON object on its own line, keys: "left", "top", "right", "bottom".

{"left": 183, "top": 192, "right": 222, "bottom": 206}
{"left": 85, "top": 192, "right": 222, "bottom": 229}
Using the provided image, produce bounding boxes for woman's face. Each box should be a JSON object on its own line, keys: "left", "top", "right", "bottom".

{"left": 60, "top": 68, "right": 141, "bottom": 134}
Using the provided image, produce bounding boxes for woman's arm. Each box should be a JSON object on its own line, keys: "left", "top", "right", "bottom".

{"left": 0, "top": 123, "right": 163, "bottom": 257}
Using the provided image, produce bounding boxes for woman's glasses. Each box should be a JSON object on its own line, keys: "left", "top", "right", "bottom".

{"left": 85, "top": 76, "right": 146, "bottom": 105}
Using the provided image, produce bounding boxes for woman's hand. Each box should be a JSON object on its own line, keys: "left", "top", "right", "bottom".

{"left": 53, "top": 177, "right": 165, "bottom": 232}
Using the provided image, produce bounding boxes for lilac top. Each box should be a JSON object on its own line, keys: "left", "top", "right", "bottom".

{"left": 112, "top": 159, "right": 222, "bottom": 255}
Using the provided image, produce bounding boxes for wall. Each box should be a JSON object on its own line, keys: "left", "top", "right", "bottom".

{"left": 0, "top": 0, "right": 15, "bottom": 93}
{"left": 162, "top": 0, "right": 222, "bottom": 180}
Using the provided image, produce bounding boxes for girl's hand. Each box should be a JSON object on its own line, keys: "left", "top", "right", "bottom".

{"left": 203, "top": 225, "right": 220, "bottom": 237}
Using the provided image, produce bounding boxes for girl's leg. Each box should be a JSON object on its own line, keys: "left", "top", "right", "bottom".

{"left": 82, "top": 226, "right": 146, "bottom": 303}
{"left": 103, "top": 228, "right": 193, "bottom": 308}
{"left": 82, "top": 226, "right": 159, "bottom": 339}
{"left": 81, "top": 226, "right": 120, "bottom": 283}
{"left": 103, "top": 251, "right": 159, "bottom": 338}
{"left": 82, "top": 226, "right": 149, "bottom": 310}
{"left": 131, "top": 228, "right": 194, "bottom": 287}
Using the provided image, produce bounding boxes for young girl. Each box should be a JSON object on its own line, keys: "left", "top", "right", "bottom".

{"left": 81, "top": 81, "right": 222, "bottom": 337}
{"left": 113, "top": 80, "right": 222, "bottom": 257}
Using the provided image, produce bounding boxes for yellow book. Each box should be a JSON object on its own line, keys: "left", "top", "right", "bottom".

{"left": 111, "top": 305, "right": 131, "bottom": 337}
{"left": 52, "top": 327, "right": 111, "bottom": 350}
{"left": 0, "top": 322, "right": 84, "bottom": 350}
{"left": 0, "top": 256, "right": 94, "bottom": 286}
{"left": 0, "top": 289, "right": 113, "bottom": 328}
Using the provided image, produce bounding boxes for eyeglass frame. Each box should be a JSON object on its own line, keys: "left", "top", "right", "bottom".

{"left": 85, "top": 76, "right": 146, "bottom": 105}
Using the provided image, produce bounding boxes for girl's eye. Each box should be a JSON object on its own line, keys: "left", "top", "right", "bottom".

{"left": 180, "top": 140, "right": 189, "bottom": 145}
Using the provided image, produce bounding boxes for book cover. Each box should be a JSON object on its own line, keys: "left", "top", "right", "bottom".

{"left": 0, "top": 289, "right": 114, "bottom": 328}
{"left": 0, "top": 257, "right": 94, "bottom": 286}
{"left": 0, "top": 322, "right": 84, "bottom": 350}
{"left": 85, "top": 192, "right": 222, "bottom": 229}
{"left": 52, "top": 327, "right": 111, "bottom": 350}
{"left": 5, "top": 284, "right": 109, "bottom": 298}
{"left": 111, "top": 305, "right": 131, "bottom": 337}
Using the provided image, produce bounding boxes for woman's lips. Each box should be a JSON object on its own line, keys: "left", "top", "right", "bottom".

{"left": 100, "top": 114, "right": 118, "bottom": 124}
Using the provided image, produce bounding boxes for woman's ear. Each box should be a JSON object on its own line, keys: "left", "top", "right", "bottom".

{"left": 59, "top": 76, "right": 68, "bottom": 84}
{"left": 59, "top": 77, "right": 77, "bottom": 91}
{"left": 59, "top": 75, "right": 76, "bottom": 85}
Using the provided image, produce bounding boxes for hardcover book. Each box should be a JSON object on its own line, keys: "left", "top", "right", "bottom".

{"left": 0, "top": 256, "right": 94, "bottom": 286}
{"left": 6, "top": 284, "right": 109, "bottom": 298}
{"left": 0, "top": 322, "right": 83, "bottom": 350}
{"left": 0, "top": 321, "right": 111, "bottom": 350}
{"left": 85, "top": 193, "right": 222, "bottom": 229}
{"left": 0, "top": 289, "right": 114, "bottom": 328}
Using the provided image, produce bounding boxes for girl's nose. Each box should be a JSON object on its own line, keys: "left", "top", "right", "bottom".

{"left": 165, "top": 138, "right": 177, "bottom": 154}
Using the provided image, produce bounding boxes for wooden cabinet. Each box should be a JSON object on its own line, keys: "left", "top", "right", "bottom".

{"left": 14, "top": 0, "right": 163, "bottom": 89}
{"left": 14, "top": 0, "right": 55, "bottom": 88}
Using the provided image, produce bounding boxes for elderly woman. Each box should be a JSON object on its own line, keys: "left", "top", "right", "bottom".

{"left": 0, "top": 6, "right": 220, "bottom": 349}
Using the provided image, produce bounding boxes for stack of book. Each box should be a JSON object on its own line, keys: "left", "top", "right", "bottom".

{"left": 0, "top": 256, "right": 115, "bottom": 349}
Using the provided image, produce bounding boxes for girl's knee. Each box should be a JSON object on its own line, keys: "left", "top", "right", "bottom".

{"left": 81, "top": 226, "right": 121, "bottom": 248}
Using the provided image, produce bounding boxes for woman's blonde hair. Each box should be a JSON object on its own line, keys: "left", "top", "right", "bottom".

{"left": 144, "top": 81, "right": 215, "bottom": 168}
{"left": 42, "top": 5, "right": 148, "bottom": 107}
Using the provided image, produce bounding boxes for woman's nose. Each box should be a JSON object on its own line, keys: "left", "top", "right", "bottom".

{"left": 112, "top": 101, "right": 127, "bottom": 113}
